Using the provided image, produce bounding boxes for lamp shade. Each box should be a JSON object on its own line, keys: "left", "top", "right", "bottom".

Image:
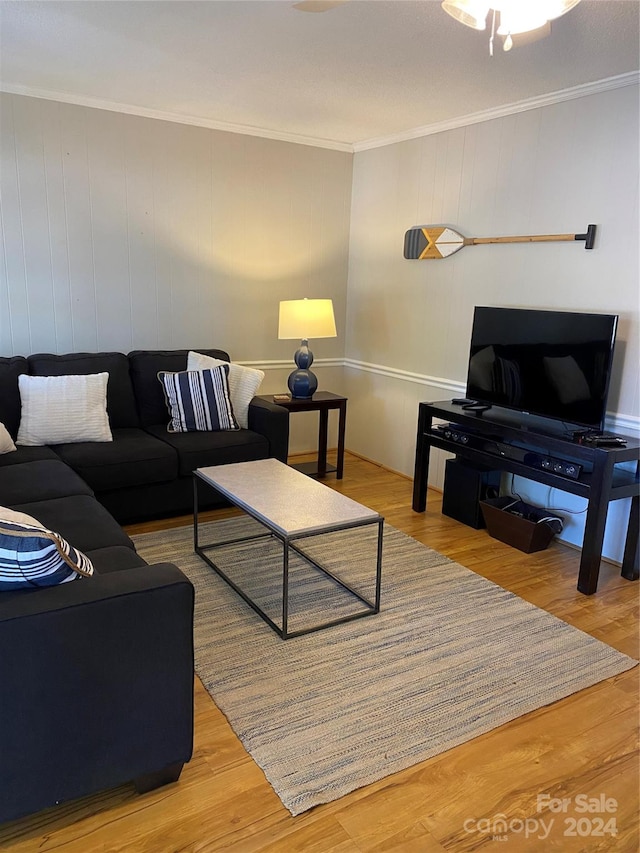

{"left": 441, "top": 1, "right": 490, "bottom": 30}
{"left": 278, "top": 299, "right": 337, "bottom": 340}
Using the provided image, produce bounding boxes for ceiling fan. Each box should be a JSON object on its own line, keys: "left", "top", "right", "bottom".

{"left": 293, "top": 1, "right": 579, "bottom": 54}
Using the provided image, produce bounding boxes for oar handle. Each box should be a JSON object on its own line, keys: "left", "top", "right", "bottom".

{"left": 467, "top": 224, "right": 596, "bottom": 249}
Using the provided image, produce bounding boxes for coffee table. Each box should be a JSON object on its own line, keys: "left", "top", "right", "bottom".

{"left": 193, "top": 458, "right": 383, "bottom": 639}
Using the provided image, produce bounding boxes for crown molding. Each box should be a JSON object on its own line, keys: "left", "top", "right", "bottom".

{"left": 0, "top": 84, "right": 353, "bottom": 153}
{"left": 0, "top": 71, "right": 640, "bottom": 154}
{"left": 2, "top": 71, "right": 637, "bottom": 155}
{"left": 353, "top": 71, "right": 640, "bottom": 152}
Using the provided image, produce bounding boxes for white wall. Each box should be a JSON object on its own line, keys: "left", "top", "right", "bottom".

{"left": 0, "top": 93, "right": 353, "bottom": 452}
{"left": 2, "top": 86, "right": 639, "bottom": 558}
{"left": 345, "top": 83, "right": 640, "bottom": 560}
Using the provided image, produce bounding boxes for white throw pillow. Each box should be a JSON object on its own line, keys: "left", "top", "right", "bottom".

{"left": 187, "top": 352, "right": 265, "bottom": 429}
{"left": 16, "top": 373, "right": 113, "bottom": 446}
{"left": 0, "top": 422, "right": 16, "bottom": 454}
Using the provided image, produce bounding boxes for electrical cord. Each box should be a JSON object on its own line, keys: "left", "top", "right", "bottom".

{"left": 506, "top": 475, "right": 564, "bottom": 531}
{"left": 549, "top": 504, "right": 588, "bottom": 515}
{"left": 510, "top": 473, "right": 587, "bottom": 514}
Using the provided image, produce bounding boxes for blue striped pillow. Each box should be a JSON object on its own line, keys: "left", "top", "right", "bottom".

{"left": 158, "top": 366, "right": 239, "bottom": 433}
{"left": 0, "top": 520, "right": 94, "bottom": 590}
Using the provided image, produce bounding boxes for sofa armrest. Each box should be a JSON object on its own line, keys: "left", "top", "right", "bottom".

{"left": 0, "top": 564, "right": 194, "bottom": 823}
{"left": 248, "top": 396, "right": 290, "bottom": 463}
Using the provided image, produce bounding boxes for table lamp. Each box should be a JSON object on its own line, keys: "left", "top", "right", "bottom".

{"left": 278, "top": 298, "right": 337, "bottom": 398}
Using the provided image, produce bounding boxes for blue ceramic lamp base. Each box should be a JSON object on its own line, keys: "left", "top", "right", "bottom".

{"left": 287, "top": 339, "right": 318, "bottom": 399}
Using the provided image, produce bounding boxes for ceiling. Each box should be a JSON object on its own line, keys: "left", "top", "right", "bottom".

{"left": 1, "top": 1, "right": 638, "bottom": 150}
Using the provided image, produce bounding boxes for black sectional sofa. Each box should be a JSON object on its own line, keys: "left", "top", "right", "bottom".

{"left": 0, "top": 348, "right": 289, "bottom": 824}
{"left": 1, "top": 348, "right": 289, "bottom": 524}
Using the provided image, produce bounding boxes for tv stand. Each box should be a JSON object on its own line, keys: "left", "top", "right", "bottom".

{"left": 412, "top": 401, "right": 640, "bottom": 595}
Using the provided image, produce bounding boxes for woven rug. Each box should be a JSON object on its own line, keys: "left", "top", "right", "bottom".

{"left": 132, "top": 518, "right": 637, "bottom": 815}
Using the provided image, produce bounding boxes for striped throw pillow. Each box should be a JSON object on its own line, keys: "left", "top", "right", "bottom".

{"left": 187, "top": 351, "right": 264, "bottom": 429}
{"left": 0, "top": 517, "right": 94, "bottom": 590}
{"left": 158, "top": 366, "right": 239, "bottom": 433}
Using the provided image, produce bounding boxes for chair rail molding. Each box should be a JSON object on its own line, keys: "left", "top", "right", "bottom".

{"left": 246, "top": 357, "right": 639, "bottom": 438}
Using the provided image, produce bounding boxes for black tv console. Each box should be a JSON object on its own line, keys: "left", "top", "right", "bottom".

{"left": 413, "top": 400, "right": 640, "bottom": 595}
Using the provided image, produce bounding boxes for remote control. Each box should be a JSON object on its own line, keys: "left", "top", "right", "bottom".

{"left": 587, "top": 436, "right": 626, "bottom": 446}
{"left": 462, "top": 402, "right": 491, "bottom": 411}
{"left": 452, "top": 398, "right": 473, "bottom": 405}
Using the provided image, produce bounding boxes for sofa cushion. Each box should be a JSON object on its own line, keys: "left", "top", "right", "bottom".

{"left": 17, "top": 373, "right": 113, "bottom": 446}
{"left": 51, "top": 428, "right": 178, "bottom": 492}
{"left": 0, "top": 460, "right": 93, "bottom": 506}
{"left": 96, "top": 476, "right": 227, "bottom": 524}
{"left": 0, "top": 512, "right": 94, "bottom": 590}
{"left": 11, "top": 495, "right": 135, "bottom": 553}
{"left": 0, "top": 507, "right": 42, "bottom": 526}
{"left": 158, "top": 366, "right": 239, "bottom": 433}
{"left": 129, "top": 349, "right": 230, "bottom": 427}
{"left": 27, "top": 352, "right": 139, "bottom": 429}
{"left": 145, "top": 424, "right": 269, "bottom": 477}
{"left": 0, "top": 422, "right": 16, "bottom": 454}
{"left": 0, "top": 445, "right": 60, "bottom": 468}
{"left": 84, "top": 545, "right": 148, "bottom": 574}
{"left": 0, "top": 357, "right": 28, "bottom": 439}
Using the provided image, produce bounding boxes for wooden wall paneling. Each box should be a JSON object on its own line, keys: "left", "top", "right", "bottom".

{"left": 206, "top": 131, "right": 249, "bottom": 355}
{"left": 40, "top": 100, "right": 75, "bottom": 354}
{"left": 88, "top": 109, "right": 133, "bottom": 354}
{"left": 125, "top": 117, "right": 161, "bottom": 350}
{"left": 147, "top": 121, "right": 176, "bottom": 349}
{"left": 166, "top": 123, "right": 208, "bottom": 349}
{"left": 12, "top": 98, "right": 57, "bottom": 354}
{"left": 290, "top": 144, "right": 327, "bottom": 328}
{"left": 0, "top": 221, "right": 11, "bottom": 355}
{"left": 415, "top": 133, "right": 437, "bottom": 225}
{"left": 0, "top": 97, "right": 30, "bottom": 354}
{"left": 191, "top": 125, "right": 216, "bottom": 352}
{"left": 252, "top": 137, "right": 299, "bottom": 352}
{"left": 59, "top": 102, "right": 99, "bottom": 352}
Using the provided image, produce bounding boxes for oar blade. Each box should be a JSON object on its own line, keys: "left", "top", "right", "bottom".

{"left": 404, "top": 226, "right": 465, "bottom": 259}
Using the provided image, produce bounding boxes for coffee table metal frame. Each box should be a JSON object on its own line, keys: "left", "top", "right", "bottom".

{"left": 193, "top": 469, "right": 383, "bottom": 640}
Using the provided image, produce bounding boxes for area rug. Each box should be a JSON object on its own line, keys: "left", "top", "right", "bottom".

{"left": 132, "top": 518, "right": 637, "bottom": 815}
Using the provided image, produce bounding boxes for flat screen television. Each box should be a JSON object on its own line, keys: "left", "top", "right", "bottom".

{"left": 465, "top": 307, "right": 618, "bottom": 431}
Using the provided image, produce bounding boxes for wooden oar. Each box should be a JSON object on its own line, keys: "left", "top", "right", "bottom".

{"left": 404, "top": 224, "right": 597, "bottom": 260}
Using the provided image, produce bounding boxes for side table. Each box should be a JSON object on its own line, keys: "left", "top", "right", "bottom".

{"left": 259, "top": 391, "right": 347, "bottom": 479}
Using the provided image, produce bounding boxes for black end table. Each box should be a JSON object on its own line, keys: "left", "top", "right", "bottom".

{"left": 260, "top": 391, "right": 347, "bottom": 479}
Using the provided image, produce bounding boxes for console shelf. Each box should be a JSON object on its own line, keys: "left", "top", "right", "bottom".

{"left": 412, "top": 400, "right": 640, "bottom": 595}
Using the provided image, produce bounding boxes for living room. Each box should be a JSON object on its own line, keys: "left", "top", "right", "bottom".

{"left": 1, "top": 1, "right": 639, "bottom": 850}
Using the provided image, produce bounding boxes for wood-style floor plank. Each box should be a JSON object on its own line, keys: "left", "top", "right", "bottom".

{"left": 1, "top": 452, "right": 637, "bottom": 852}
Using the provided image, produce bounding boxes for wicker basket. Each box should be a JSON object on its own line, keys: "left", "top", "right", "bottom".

{"left": 479, "top": 497, "right": 562, "bottom": 554}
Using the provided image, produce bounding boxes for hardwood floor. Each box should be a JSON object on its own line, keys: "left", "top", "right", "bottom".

{"left": 2, "top": 452, "right": 638, "bottom": 852}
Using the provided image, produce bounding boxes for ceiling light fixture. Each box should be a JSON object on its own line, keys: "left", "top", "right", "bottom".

{"left": 441, "top": 0, "right": 582, "bottom": 55}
